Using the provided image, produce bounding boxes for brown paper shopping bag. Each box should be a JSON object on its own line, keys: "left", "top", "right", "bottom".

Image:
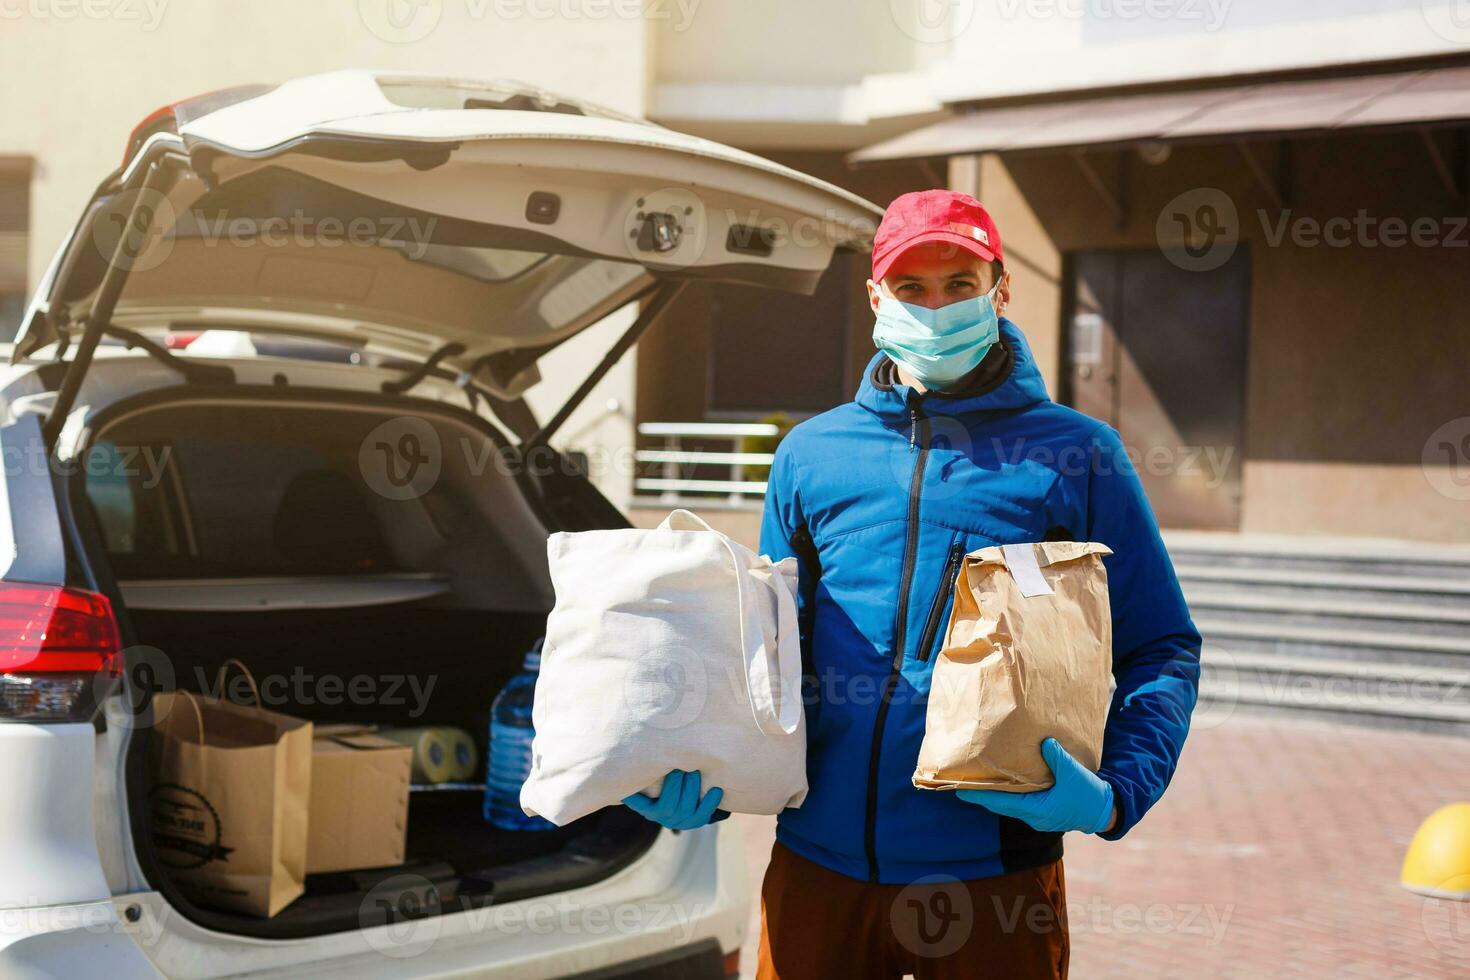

{"left": 147, "top": 661, "right": 313, "bottom": 917}
{"left": 914, "top": 541, "right": 1113, "bottom": 793}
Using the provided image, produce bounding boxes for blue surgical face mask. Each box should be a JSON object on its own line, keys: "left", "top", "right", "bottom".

{"left": 873, "top": 282, "right": 1001, "bottom": 389}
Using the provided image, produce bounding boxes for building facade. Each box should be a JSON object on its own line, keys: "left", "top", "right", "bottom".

{"left": 2, "top": 1, "right": 1466, "bottom": 541}
{"left": 637, "top": 0, "right": 1470, "bottom": 544}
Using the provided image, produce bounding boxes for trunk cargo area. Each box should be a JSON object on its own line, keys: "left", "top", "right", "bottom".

{"left": 85, "top": 392, "right": 656, "bottom": 938}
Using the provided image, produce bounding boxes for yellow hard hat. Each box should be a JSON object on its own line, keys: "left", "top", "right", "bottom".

{"left": 1401, "top": 802, "right": 1470, "bottom": 899}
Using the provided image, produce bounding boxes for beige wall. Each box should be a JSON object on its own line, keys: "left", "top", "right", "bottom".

{"left": 941, "top": 1, "right": 1463, "bottom": 103}
{"left": 0, "top": 2, "right": 651, "bottom": 507}
{"left": 947, "top": 153, "right": 1064, "bottom": 396}
{"left": 653, "top": 0, "right": 931, "bottom": 86}
{"left": 0, "top": 3, "right": 651, "bottom": 288}
{"left": 962, "top": 129, "right": 1470, "bottom": 542}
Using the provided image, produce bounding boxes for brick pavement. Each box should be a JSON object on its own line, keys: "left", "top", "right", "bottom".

{"left": 733, "top": 715, "right": 1470, "bottom": 978}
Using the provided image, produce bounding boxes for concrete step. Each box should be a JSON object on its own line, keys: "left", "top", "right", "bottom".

{"left": 1165, "top": 531, "right": 1470, "bottom": 580}
{"left": 1194, "top": 617, "right": 1470, "bottom": 670}
{"left": 1197, "top": 648, "right": 1470, "bottom": 736}
{"left": 1201, "top": 649, "right": 1470, "bottom": 704}
{"left": 1175, "top": 564, "right": 1470, "bottom": 609}
{"left": 1184, "top": 588, "right": 1470, "bottom": 638}
{"left": 1196, "top": 678, "right": 1470, "bottom": 737}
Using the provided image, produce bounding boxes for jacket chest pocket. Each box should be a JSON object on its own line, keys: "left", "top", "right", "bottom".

{"left": 916, "top": 539, "right": 967, "bottom": 663}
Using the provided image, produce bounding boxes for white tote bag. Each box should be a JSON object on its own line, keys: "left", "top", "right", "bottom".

{"left": 520, "top": 510, "right": 807, "bottom": 826}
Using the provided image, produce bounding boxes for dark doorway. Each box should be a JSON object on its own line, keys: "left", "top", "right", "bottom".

{"left": 705, "top": 253, "right": 857, "bottom": 418}
{"left": 1064, "top": 247, "right": 1250, "bottom": 530}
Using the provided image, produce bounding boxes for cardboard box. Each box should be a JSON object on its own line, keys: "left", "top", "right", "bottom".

{"left": 307, "top": 725, "right": 412, "bottom": 874}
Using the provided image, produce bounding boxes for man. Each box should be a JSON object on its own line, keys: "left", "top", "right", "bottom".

{"left": 626, "top": 190, "right": 1201, "bottom": 978}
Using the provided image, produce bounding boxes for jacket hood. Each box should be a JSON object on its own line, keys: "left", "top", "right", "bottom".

{"left": 855, "top": 318, "right": 1051, "bottom": 419}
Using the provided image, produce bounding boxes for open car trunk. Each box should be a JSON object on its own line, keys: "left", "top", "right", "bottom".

{"left": 23, "top": 69, "right": 880, "bottom": 943}
{"left": 86, "top": 390, "right": 656, "bottom": 938}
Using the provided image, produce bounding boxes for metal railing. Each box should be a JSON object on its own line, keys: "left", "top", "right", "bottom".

{"left": 634, "top": 421, "right": 778, "bottom": 507}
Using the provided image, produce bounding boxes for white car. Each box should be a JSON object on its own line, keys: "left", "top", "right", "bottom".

{"left": 0, "top": 71, "right": 878, "bottom": 978}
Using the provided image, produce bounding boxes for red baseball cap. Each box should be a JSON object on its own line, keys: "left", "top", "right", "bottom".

{"left": 871, "top": 190, "right": 1003, "bottom": 282}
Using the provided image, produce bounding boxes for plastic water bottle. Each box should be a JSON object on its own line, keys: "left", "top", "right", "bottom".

{"left": 485, "top": 639, "right": 555, "bottom": 831}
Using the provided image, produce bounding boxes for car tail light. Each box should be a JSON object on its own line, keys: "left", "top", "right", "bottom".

{"left": 164, "top": 331, "right": 201, "bottom": 349}
{"left": 123, "top": 84, "right": 276, "bottom": 163}
{"left": 0, "top": 584, "right": 122, "bottom": 722}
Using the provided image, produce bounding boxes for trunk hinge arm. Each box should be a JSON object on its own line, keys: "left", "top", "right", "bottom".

{"left": 43, "top": 148, "right": 187, "bottom": 447}
{"left": 522, "top": 280, "right": 685, "bottom": 453}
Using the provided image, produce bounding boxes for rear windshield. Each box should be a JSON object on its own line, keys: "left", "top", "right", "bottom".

{"left": 61, "top": 168, "right": 652, "bottom": 354}
{"left": 86, "top": 404, "right": 464, "bottom": 580}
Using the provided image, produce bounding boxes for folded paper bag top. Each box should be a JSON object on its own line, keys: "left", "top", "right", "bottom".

{"left": 913, "top": 540, "right": 1114, "bottom": 794}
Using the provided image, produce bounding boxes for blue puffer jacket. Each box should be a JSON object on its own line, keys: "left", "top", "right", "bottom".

{"left": 759, "top": 318, "right": 1201, "bottom": 885}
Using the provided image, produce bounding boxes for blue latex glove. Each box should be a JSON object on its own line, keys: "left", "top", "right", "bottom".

{"left": 623, "top": 769, "right": 724, "bottom": 830}
{"left": 957, "top": 738, "right": 1116, "bottom": 834}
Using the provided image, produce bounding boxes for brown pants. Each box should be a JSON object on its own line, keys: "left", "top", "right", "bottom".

{"left": 756, "top": 842, "right": 1068, "bottom": 980}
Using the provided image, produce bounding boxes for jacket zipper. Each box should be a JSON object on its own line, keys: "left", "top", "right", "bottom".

{"left": 789, "top": 525, "right": 821, "bottom": 683}
{"left": 916, "top": 540, "right": 966, "bottom": 663}
{"left": 864, "top": 403, "right": 928, "bottom": 883}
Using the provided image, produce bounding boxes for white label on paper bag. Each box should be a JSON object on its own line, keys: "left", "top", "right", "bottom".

{"left": 1002, "top": 544, "right": 1055, "bottom": 598}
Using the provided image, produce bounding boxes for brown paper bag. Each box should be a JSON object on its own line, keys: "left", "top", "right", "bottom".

{"left": 147, "top": 661, "right": 313, "bottom": 917}
{"left": 913, "top": 541, "right": 1113, "bottom": 793}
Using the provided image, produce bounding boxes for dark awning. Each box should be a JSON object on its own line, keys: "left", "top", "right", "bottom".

{"left": 851, "top": 64, "right": 1470, "bottom": 164}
